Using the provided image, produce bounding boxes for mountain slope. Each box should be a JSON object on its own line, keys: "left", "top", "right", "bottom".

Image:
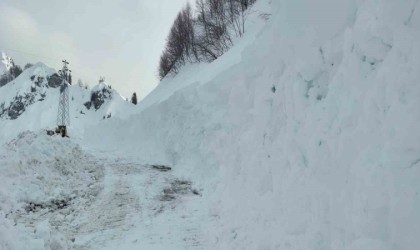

{"left": 0, "top": 62, "right": 136, "bottom": 142}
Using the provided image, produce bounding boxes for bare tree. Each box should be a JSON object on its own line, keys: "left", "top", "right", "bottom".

{"left": 158, "top": 0, "right": 257, "bottom": 80}
{"left": 194, "top": 0, "right": 233, "bottom": 60}
{"left": 159, "top": 4, "right": 196, "bottom": 79}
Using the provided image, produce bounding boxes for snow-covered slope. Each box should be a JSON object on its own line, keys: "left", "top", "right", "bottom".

{"left": 0, "top": 62, "right": 136, "bottom": 143}
{"left": 84, "top": 0, "right": 420, "bottom": 249}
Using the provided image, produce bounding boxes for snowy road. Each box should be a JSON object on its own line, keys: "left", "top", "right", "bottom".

{"left": 72, "top": 154, "right": 206, "bottom": 250}
{"left": 2, "top": 133, "right": 205, "bottom": 249}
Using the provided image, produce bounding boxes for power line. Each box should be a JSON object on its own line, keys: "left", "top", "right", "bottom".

{"left": 0, "top": 45, "right": 90, "bottom": 76}
{"left": 0, "top": 45, "right": 109, "bottom": 87}
{"left": 0, "top": 46, "right": 61, "bottom": 62}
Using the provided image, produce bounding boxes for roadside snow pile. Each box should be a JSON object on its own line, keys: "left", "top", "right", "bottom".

{"left": 0, "top": 131, "right": 102, "bottom": 211}
{"left": 0, "top": 131, "right": 104, "bottom": 249}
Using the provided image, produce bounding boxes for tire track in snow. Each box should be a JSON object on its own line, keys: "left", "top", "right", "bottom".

{"left": 12, "top": 149, "right": 204, "bottom": 249}
{"left": 69, "top": 159, "right": 142, "bottom": 249}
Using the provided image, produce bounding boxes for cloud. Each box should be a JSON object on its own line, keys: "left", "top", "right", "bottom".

{"left": 0, "top": 5, "right": 40, "bottom": 49}
{"left": 0, "top": 4, "right": 80, "bottom": 73}
{"left": 0, "top": 0, "right": 190, "bottom": 99}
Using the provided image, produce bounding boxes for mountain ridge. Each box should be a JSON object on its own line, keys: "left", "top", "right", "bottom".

{"left": 0, "top": 62, "right": 136, "bottom": 142}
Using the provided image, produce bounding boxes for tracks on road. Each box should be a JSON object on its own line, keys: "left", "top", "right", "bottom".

{"left": 14, "top": 152, "right": 204, "bottom": 249}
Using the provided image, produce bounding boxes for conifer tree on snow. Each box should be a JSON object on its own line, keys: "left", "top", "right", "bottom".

{"left": 131, "top": 92, "right": 138, "bottom": 105}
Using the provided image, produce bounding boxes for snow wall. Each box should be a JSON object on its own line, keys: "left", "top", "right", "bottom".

{"left": 85, "top": 0, "right": 420, "bottom": 249}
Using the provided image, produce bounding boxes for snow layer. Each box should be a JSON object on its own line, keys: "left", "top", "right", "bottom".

{"left": 1, "top": 0, "right": 420, "bottom": 249}
{"left": 85, "top": 0, "right": 420, "bottom": 249}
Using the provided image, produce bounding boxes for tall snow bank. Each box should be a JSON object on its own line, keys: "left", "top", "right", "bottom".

{"left": 85, "top": 0, "right": 420, "bottom": 249}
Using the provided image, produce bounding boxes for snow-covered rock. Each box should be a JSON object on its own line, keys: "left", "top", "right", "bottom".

{"left": 84, "top": 83, "right": 114, "bottom": 111}
{"left": 0, "top": 51, "right": 14, "bottom": 75}
{"left": 0, "top": 63, "right": 136, "bottom": 143}
{"left": 0, "top": 62, "right": 58, "bottom": 120}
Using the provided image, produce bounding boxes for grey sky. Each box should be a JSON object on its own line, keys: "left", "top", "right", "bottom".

{"left": 0, "top": 0, "right": 191, "bottom": 99}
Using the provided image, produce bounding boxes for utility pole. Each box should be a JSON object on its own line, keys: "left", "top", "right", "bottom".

{"left": 56, "top": 60, "right": 71, "bottom": 137}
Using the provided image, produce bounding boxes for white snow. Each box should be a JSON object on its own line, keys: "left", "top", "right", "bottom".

{"left": 1, "top": 0, "right": 420, "bottom": 249}
{"left": 0, "top": 51, "right": 14, "bottom": 75}
{"left": 0, "top": 62, "right": 136, "bottom": 143}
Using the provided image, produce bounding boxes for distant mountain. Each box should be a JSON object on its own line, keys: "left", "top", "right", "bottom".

{"left": 0, "top": 62, "right": 57, "bottom": 119}
{"left": 0, "top": 62, "right": 136, "bottom": 142}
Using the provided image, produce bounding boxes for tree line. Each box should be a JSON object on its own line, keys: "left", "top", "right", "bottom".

{"left": 159, "top": 0, "right": 257, "bottom": 80}
{"left": 0, "top": 63, "right": 30, "bottom": 87}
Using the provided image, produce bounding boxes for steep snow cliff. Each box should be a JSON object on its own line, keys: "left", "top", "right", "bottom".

{"left": 85, "top": 0, "right": 420, "bottom": 249}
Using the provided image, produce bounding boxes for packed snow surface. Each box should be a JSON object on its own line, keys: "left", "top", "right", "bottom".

{"left": 1, "top": 0, "right": 420, "bottom": 249}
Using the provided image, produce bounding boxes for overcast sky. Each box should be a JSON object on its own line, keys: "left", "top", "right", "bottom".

{"left": 0, "top": 0, "right": 191, "bottom": 99}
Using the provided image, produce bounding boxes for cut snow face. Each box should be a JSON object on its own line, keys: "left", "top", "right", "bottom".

{"left": 82, "top": 0, "right": 420, "bottom": 249}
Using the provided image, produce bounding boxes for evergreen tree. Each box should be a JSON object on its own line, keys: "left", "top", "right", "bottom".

{"left": 24, "top": 63, "right": 33, "bottom": 70}
{"left": 0, "top": 73, "right": 13, "bottom": 87}
{"left": 131, "top": 92, "right": 138, "bottom": 105}
{"left": 9, "top": 64, "right": 22, "bottom": 79}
